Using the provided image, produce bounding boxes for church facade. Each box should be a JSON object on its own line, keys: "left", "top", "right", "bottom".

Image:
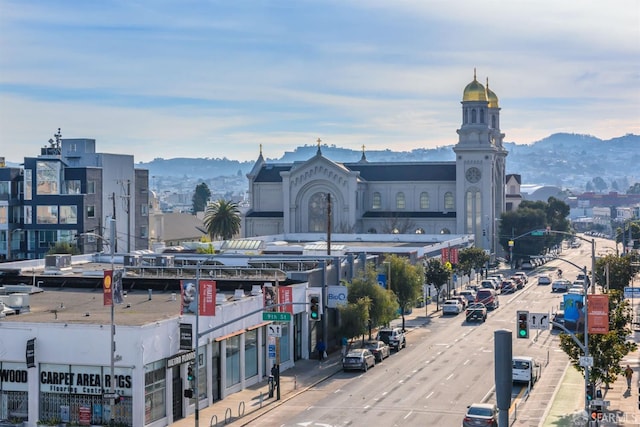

{"left": 243, "top": 71, "right": 507, "bottom": 253}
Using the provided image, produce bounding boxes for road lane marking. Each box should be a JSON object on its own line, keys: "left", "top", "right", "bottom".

{"left": 426, "top": 391, "right": 434, "bottom": 399}
{"left": 463, "top": 359, "right": 470, "bottom": 365}
{"left": 404, "top": 410, "right": 413, "bottom": 419}
{"left": 446, "top": 373, "right": 454, "bottom": 380}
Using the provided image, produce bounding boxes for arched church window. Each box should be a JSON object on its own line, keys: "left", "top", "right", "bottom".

{"left": 471, "top": 109, "right": 477, "bottom": 123}
{"left": 308, "top": 192, "right": 328, "bottom": 232}
{"left": 492, "top": 115, "right": 496, "bottom": 129}
{"left": 372, "top": 192, "right": 381, "bottom": 209}
{"left": 415, "top": 228, "right": 425, "bottom": 234}
{"left": 444, "top": 192, "right": 454, "bottom": 210}
{"left": 420, "top": 192, "right": 430, "bottom": 209}
{"left": 440, "top": 228, "right": 451, "bottom": 235}
{"left": 480, "top": 109, "right": 485, "bottom": 124}
{"left": 396, "top": 192, "right": 405, "bottom": 209}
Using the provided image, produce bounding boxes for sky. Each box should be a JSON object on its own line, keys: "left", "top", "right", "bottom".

{"left": 1, "top": 1, "right": 639, "bottom": 164}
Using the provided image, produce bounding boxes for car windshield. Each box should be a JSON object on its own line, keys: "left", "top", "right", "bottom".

{"left": 364, "top": 342, "right": 378, "bottom": 349}
{"left": 513, "top": 361, "right": 530, "bottom": 370}
{"left": 378, "top": 331, "right": 392, "bottom": 342}
{"left": 468, "top": 406, "right": 493, "bottom": 416}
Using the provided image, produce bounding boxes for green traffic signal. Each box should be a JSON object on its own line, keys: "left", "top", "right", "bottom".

{"left": 517, "top": 311, "right": 529, "bottom": 339}
{"left": 309, "top": 294, "right": 320, "bottom": 321}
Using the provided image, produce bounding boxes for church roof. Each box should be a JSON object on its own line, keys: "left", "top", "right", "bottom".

{"left": 253, "top": 161, "right": 456, "bottom": 183}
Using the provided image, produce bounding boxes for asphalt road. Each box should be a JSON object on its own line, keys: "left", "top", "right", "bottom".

{"left": 245, "top": 239, "right": 610, "bottom": 427}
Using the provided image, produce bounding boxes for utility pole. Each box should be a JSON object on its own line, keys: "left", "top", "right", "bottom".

{"left": 326, "top": 193, "right": 331, "bottom": 256}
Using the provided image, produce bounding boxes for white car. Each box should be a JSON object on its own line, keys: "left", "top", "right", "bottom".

{"left": 443, "top": 299, "right": 463, "bottom": 315}
{"left": 537, "top": 275, "right": 552, "bottom": 286}
{"left": 552, "top": 279, "right": 571, "bottom": 292}
{"left": 568, "top": 283, "right": 585, "bottom": 295}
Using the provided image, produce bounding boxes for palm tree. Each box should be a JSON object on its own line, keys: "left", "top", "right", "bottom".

{"left": 203, "top": 199, "right": 241, "bottom": 240}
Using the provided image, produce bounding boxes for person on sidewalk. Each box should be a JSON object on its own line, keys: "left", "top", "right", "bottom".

{"left": 624, "top": 364, "right": 633, "bottom": 389}
{"left": 317, "top": 339, "right": 326, "bottom": 362}
{"left": 341, "top": 336, "right": 348, "bottom": 357}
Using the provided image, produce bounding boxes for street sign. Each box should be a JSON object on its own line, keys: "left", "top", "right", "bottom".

{"left": 267, "top": 324, "right": 282, "bottom": 337}
{"left": 528, "top": 312, "right": 549, "bottom": 330}
{"left": 268, "top": 344, "right": 276, "bottom": 359}
{"left": 531, "top": 230, "right": 544, "bottom": 236}
{"left": 579, "top": 356, "right": 594, "bottom": 367}
{"left": 262, "top": 312, "right": 292, "bottom": 322}
{"left": 624, "top": 287, "right": 640, "bottom": 299}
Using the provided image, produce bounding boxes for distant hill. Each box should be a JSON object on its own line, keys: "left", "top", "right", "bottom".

{"left": 136, "top": 133, "right": 639, "bottom": 191}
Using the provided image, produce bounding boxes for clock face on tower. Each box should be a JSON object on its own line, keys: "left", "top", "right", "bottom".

{"left": 465, "top": 167, "right": 482, "bottom": 183}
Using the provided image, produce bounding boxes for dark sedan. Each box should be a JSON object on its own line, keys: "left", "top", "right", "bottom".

{"left": 342, "top": 348, "right": 376, "bottom": 372}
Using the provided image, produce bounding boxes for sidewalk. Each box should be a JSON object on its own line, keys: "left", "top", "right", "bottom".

{"left": 170, "top": 307, "right": 436, "bottom": 426}
{"left": 540, "top": 333, "right": 640, "bottom": 427}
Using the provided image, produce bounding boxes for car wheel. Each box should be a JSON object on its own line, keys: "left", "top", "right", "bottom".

{"left": 363, "top": 363, "right": 368, "bottom": 372}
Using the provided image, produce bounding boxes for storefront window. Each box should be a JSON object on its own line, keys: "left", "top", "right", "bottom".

{"left": 244, "top": 329, "right": 258, "bottom": 379}
{"left": 225, "top": 335, "right": 241, "bottom": 387}
{"left": 279, "top": 324, "right": 290, "bottom": 364}
{"left": 0, "top": 362, "right": 29, "bottom": 422}
{"left": 197, "top": 346, "right": 207, "bottom": 400}
{"left": 144, "top": 360, "right": 166, "bottom": 424}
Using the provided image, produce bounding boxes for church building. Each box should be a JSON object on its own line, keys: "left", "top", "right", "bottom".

{"left": 243, "top": 71, "right": 507, "bottom": 254}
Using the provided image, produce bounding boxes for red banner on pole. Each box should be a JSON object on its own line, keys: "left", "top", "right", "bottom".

{"left": 587, "top": 294, "right": 609, "bottom": 334}
{"left": 103, "top": 270, "right": 113, "bottom": 306}
{"left": 441, "top": 248, "right": 450, "bottom": 263}
{"left": 278, "top": 286, "right": 293, "bottom": 314}
{"left": 199, "top": 280, "right": 216, "bottom": 316}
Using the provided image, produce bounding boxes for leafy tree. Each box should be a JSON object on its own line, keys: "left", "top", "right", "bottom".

{"left": 595, "top": 254, "right": 638, "bottom": 292}
{"left": 337, "top": 297, "right": 371, "bottom": 345}
{"left": 192, "top": 182, "right": 211, "bottom": 214}
{"left": 423, "top": 258, "right": 451, "bottom": 311}
{"left": 47, "top": 242, "right": 81, "bottom": 255}
{"left": 627, "top": 182, "right": 640, "bottom": 194}
{"left": 203, "top": 199, "right": 241, "bottom": 240}
{"left": 559, "top": 290, "right": 637, "bottom": 387}
{"left": 458, "top": 247, "right": 489, "bottom": 276}
{"left": 385, "top": 254, "right": 423, "bottom": 331}
{"left": 346, "top": 264, "right": 398, "bottom": 328}
{"left": 614, "top": 221, "right": 640, "bottom": 250}
{"left": 592, "top": 176, "right": 608, "bottom": 193}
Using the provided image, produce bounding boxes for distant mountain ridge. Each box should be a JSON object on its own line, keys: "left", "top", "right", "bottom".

{"left": 138, "top": 133, "right": 639, "bottom": 191}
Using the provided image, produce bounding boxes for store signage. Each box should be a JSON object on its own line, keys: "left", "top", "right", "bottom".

{"left": 180, "top": 323, "right": 193, "bottom": 350}
{"left": 0, "top": 362, "right": 29, "bottom": 391}
{"left": 327, "top": 286, "right": 348, "bottom": 308}
{"left": 39, "top": 364, "right": 132, "bottom": 396}
{"left": 26, "top": 338, "right": 36, "bottom": 368}
{"left": 166, "top": 349, "right": 196, "bottom": 368}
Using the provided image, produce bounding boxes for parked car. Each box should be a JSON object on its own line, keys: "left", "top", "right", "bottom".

{"left": 466, "top": 303, "right": 487, "bottom": 322}
{"left": 376, "top": 327, "right": 406, "bottom": 351}
{"left": 362, "top": 340, "right": 390, "bottom": 363}
{"left": 510, "top": 275, "right": 524, "bottom": 289}
{"left": 443, "top": 299, "right": 463, "bottom": 315}
{"left": 342, "top": 348, "right": 376, "bottom": 372}
{"left": 463, "top": 403, "right": 498, "bottom": 427}
{"left": 537, "top": 275, "right": 552, "bottom": 286}
{"left": 453, "top": 295, "right": 468, "bottom": 309}
{"left": 476, "top": 289, "right": 499, "bottom": 310}
{"left": 480, "top": 280, "right": 499, "bottom": 291}
{"left": 514, "top": 271, "right": 528, "bottom": 284}
{"left": 551, "top": 279, "right": 571, "bottom": 292}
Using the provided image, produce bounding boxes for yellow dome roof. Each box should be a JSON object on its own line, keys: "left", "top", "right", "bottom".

{"left": 462, "top": 69, "right": 487, "bottom": 102}
{"left": 486, "top": 78, "right": 499, "bottom": 108}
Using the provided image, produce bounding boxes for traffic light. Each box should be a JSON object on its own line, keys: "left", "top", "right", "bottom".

{"left": 187, "top": 364, "right": 194, "bottom": 382}
{"left": 517, "top": 310, "right": 529, "bottom": 339}
{"left": 309, "top": 293, "right": 321, "bottom": 321}
{"left": 586, "top": 383, "right": 594, "bottom": 401}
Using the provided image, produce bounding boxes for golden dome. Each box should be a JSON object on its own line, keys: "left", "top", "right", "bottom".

{"left": 462, "top": 69, "right": 487, "bottom": 102}
{"left": 486, "top": 78, "right": 499, "bottom": 108}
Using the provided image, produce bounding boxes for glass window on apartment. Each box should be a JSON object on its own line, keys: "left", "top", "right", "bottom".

{"left": 86, "top": 205, "right": 95, "bottom": 218}
{"left": 24, "top": 206, "right": 32, "bottom": 224}
{"left": 36, "top": 161, "right": 61, "bottom": 195}
{"left": 140, "top": 226, "right": 148, "bottom": 238}
{"left": 87, "top": 180, "right": 96, "bottom": 194}
{"left": 39, "top": 230, "right": 57, "bottom": 248}
{"left": 244, "top": 329, "right": 258, "bottom": 379}
{"left": 226, "top": 335, "right": 241, "bottom": 387}
{"left": 372, "top": 192, "right": 381, "bottom": 209}
{"left": 0, "top": 181, "right": 8, "bottom": 196}
{"left": 24, "top": 169, "right": 32, "bottom": 200}
{"left": 144, "top": 360, "right": 166, "bottom": 424}
{"left": 141, "top": 204, "right": 148, "bottom": 216}
{"left": 444, "top": 192, "right": 454, "bottom": 210}
{"left": 0, "top": 206, "right": 6, "bottom": 224}
{"left": 59, "top": 205, "right": 78, "bottom": 224}
{"left": 36, "top": 205, "right": 58, "bottom": 224}
{"left": 65, "top": 180, "right": 82, "bottom": 194}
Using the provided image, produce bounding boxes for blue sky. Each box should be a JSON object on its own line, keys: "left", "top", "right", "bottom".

{"left": 1, "top": 0, "right": 639, "bottom": 163}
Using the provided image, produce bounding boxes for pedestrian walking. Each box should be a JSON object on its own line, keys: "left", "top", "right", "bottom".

{"left": 624, "top": 364, "right": 633, "bottom": 390}
{"left": 341, "top": 336, "right": 348, "bottom": 356}
{"left": 317, "top": 339, "right": 326, "bottom": 362}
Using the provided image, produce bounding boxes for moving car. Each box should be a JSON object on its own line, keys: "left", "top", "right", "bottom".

{"left": 514, "top": 271, "right": 528, "bottom": 284}
{"left": 476, "top": 289, "right": 499, "bottom": 310}
{"left": 568, "top": 283, "right": 585, "bottom": 295}
{"left": 552, "top": 279, "right": 571, "bottom": 292}
{"left": 459, "top": 289, "right": 477, "bottom": 305}
{"left": 362, "top": 340, "right": 390, "bottom": 363}
{"left": 376, "top": 327, "right": 406, "bottom": 351}
{"left": 512, "top": 356, "right": 541, "bottom": 386}
{"left": 537, "top": 275, "right": 552, "bottom": 286}
{"left": 443, "top": 299, "right": 463, "bottom": 315}
{"left": 342, "top": 348, "right": 376, "bottom": 372}
{"left": 500, "top": 280, "right": 516, "bottom": 294}
{"left": 463, "top": 403, "right": 498, "bottom": 427}
{"left": 465, "top": 303, "right": 487, "bottom": 322}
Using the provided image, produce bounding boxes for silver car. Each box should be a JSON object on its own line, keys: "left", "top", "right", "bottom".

{"left": 362, "top": 340, "right": 390, "bottom": 363}
{"left": 342, "top": 348, "right": 376, "bottom": 372}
